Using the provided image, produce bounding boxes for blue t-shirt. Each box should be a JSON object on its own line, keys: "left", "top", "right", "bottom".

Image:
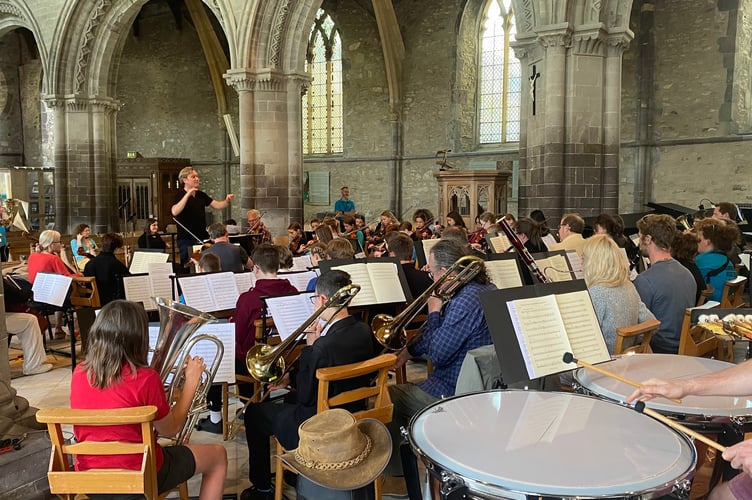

{"left": 0, "top": 226, "right": 6, "bottom": 246}
{"left": 334, "top": 198, "right": 355, "bottom": 216}
{"left": 696, "top": 250, "right": 737, "bottom": 302}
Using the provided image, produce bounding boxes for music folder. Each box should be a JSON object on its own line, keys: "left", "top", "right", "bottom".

{"left": 530, "top": 250, "right": 576, "bottom": 282}
{"left": 480, "top": 280, "right": 609, "bottom": 385}
{"left": 485, "top": 253, "right": 525, "bottom": 290}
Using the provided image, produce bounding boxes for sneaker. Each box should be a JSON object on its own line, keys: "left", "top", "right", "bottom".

{"left": 23, "top": 363, "right": 53, "bottom": 376}
{"left": 240, "top": 486, "right": 273, "bottom": 500}
{"left": 195, "top": 416, "right": 223, "bottom": 434}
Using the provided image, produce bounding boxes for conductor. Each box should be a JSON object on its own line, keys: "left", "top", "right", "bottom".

{"left": 171, "top": 166, "right": 234, "bottom": 267}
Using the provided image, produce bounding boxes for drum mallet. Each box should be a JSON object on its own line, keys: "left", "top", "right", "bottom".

{"left": 634, "top": 401, "right": 726, "bottom": 453}
{"left": 562, "top": 352, "right": 682, "bottom": 404}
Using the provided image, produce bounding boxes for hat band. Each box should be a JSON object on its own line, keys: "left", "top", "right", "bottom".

{"left": 294, "top": 435, "right": 372, "bottom": 471}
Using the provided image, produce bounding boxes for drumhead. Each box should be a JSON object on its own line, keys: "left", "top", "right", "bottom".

{"left": 409, "top": 390, "right": 695, "bottom": 498}
{"left": 574, "top": 354, "right": 752, "bottom": 417}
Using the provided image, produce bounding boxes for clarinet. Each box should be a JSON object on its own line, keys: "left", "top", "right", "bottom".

{"left": 498, "top": 219, "right": 550, "bottom": 283}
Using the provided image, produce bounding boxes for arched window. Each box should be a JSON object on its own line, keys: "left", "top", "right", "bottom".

{"left": 478, "top": 0, "right": 520, "bottom": 144}
{"left": 302, "top": 9, "right": 343, "bottom": 155}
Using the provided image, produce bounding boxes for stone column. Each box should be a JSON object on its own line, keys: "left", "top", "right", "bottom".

{"left": 225, "top": 69, "right": 310, "bottom": 235}
{"left": 45, "top": 97, "right": 69, "bottom": 230}
{"left": 91, "top": 99, "right": 120, "bottom": 233}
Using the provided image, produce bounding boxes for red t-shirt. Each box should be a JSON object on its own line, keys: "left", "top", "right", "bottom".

{"left": 27, "top": 252, "right": 74, "bottom": 283}
{"left": 70, "top": 363, "right": 170, "bottom": 471}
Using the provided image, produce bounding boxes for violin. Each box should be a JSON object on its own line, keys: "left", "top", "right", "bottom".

{"left": 468, "top": 227, "right": 489, "bottom": 252}
{"left": 77, "top": 246, "right": 97, "bottom": 260}
{"left": 187, "top": 241, "right": 213, "bottom": 269}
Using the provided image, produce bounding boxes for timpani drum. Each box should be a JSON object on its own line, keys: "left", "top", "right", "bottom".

{"left": 573, "top": 354, "right": 752, "bottom": 433}
{"left": 407, "top": 390, "right": 696, "bottom": 499}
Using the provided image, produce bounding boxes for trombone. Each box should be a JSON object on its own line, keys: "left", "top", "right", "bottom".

{"left": 372, "top": 255, "right": 485, "bottom": 351}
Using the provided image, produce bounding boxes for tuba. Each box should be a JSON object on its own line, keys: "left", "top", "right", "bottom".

{"left": 153, "top": 297, "right": 223, "bottom": 445}
{"left": 372, "top": 254, "right": 485, "bottom": 351}
{"left": 246, "top": 284, "right": 361, "bottom": 384}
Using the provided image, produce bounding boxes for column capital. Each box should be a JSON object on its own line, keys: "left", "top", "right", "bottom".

{"left": 510, "top": 33, "right": 539, "bottom": 62}
{"left": 572, "top": 24, "right": 607, "bottom": 56}
{"left": 535, "top": 23, "right": 572, "bottom": 49}
{"left": 42, "top": 94, "right": 121, "bottom": 113}
{"left": 605, "top": 29, "right": 634, "bottom": 57}
{"left": 224, "top": 68, "right": 288, "bottom": 92}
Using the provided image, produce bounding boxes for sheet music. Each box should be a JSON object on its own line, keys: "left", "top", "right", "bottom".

{"left": 265, "top": 292, "right": 316, "bottom": 340}
{"left": 332, "top": 263, "right": 378, "bottom": 306}
{"left": 178, "top": 275, "right": 219, "bottom": 312}
{"left": 291, "top": 255, "right": 312, "bottom": 272}
{"left": 555, "top": 291, "right": 610, "bottom": 363}
{"left": 205, "top": 272, "right": 241, "bottom": 310}
{"left": 565, "top": 251, "right": 584, "bottom": 280}
{"left": 507, "top": 295, "right": 574, "bottom": 379}
{"left": 32, "top": 272, "right": 73, "bottom": 307}
{"left": 369, "top": 262, "right": 407, "bottom": 304}
{"left": 489, "top": 234, "right": 512, "bottom": 253}
{"left": 419, "top": 238, "right": 441, "bottom": 262}
{"left": 235, "top": 272, "right": 255, "bottom": 293}
{"left": 537, "top": 255, "right": 573, "bottom": 282}
{"left": 130, "top": 251, "right": 169, "bottom": 274}
{"left": 148, "top": 323, "right": 235, "bottom": 384}
{"left": 148, "top": 263, "right": 174, "bottom": 302}
{"left": 279, "top": 270, "right": 317, "bottom": 292}
{"left": 123, "top": 275, "right": 157, "bottom": 310}
{"left": 485, "top": 260, "right": 523, "bottom": 289}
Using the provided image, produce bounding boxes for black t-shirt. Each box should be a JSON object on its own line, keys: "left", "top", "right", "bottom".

{"left": 172, "top": 189, "right": 213, "bottom": 241}
{"left": 137, "top": 232, "right": 167, "bottom": 250}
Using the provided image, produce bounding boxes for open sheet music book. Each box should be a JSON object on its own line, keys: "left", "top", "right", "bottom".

{"left": 487, "top": 232, "right": 513, "bottom": 254}
{"left": 565, "top": 250, "right": 584, "bottom": 280}
{"left": 123, "top": 263, "right": 174, "bottom": 311}
{"left": 148, "top": 322, "right": 235, "bottom": 384}
{"left": 415, "top": 238, "right": 441, "bottom": 268}
{"left": 531, "top": 251, "right": 575, "bottom": 282}
{"left": 485, "top": 257, "right": 524, "bottom": 289}
{"left": 320, "top": 257, "right": 409, "bottom": 307}
{"left": 129, "top": 251, "right": 169, "bottom": 274}
{"left": 32, "top": 272, "right": 73, "bottom": 307}
{"left": 290, "top": 255, "right": 313, "bottom": 272}
{"left": 278, "top": 270, "right": 318, "bottom": 292}
{"left": 507, "top": 290, "right": 609, "bottom": 379}
{"left": 178, "top": 271, "right": 254, "bottom": 312}
{"left": 265, "top": 292, "right": 315, "bottom": 341}
{"left": 480, "top": 280, "right": 610, "bottom": 385}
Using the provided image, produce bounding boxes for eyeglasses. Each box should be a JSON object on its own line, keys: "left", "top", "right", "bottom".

{"left": 52, "top": 240, "right": 61, "bottom": 244}
{"left": 309, "top": 295, "right": 320, "bottom": 304}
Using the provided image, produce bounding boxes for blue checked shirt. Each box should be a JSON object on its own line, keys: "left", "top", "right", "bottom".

{"left": 408, "top": 280, "right": 497, "bottom": 398}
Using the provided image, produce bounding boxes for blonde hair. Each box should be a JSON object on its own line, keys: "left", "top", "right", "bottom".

{"left": 178, "top": 166, "right": 196, "bottom": 181}
{"left": 582, "top": 234, "right": 630, "bottom": 288}
{"left": 38, "top": 230, "right": 61, "bottom": 251}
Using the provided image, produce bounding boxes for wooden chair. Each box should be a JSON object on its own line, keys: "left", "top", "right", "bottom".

{"left": 697, "top": 285, "right": 714, "bottom": 307}
{"left": 678, "top": 306, "right": 731, "bottom": 360}
{"left": 273, "top": 353, "right": 397, "bottom": 500}
{"left": 720, "top": 276, "right": 748, "bottom": 309}
{"left": 36, "top": 406, "right": 188, "bottom": 500}
{"left": 614, "top": 319, "right": 660, "bottom": 355}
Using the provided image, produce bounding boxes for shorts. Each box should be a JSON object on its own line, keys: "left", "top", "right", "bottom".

{"left": 86, "top": 445, "right": 196, "bottom": 500}
{"left": 727, "top": 472, "right": 752, "bottom": 499}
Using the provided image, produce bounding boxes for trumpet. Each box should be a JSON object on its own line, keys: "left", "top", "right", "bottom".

{"left": 246, "top": 284, "right": 361, "bottom": 384}
{"left": 372, "top": 255, "right": 485, "bottom": 351}
{"left": 152, "top": 297, "right": 223, "bottom": 445}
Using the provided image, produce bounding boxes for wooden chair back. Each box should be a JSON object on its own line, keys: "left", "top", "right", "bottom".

{"left": 36, "top": 406, "right": 164, "bottom": 499}
{"left": 614, "top": 319, "right": 660, "bottom": 355}
{"left": 720, "top": 276, "right": 748, "bottom": 309}
{"left": 69, "top": 276, "right": 101, "bottom": 308}
{"left": 697, "top": 285, "right": 714, "bottom": 307}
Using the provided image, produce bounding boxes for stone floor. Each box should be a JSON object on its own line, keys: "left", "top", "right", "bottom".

{"left": 9, "top": 346, "right": 427, "bottom": 499}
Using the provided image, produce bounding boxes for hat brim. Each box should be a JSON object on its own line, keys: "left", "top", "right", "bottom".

{"left": 279, "top": 418, "right": 392, "bottom": 491}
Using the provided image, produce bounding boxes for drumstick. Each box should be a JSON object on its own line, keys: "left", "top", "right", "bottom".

{"left": 634, "top": 402, "right": 726, "bottom": 453}
{"left": 562, "top": 352, "right": 682, "bottom": 404}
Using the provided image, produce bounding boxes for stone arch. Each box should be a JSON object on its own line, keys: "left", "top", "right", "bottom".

{"left": 48, "top": 0, "right": 233, "bottom": 99}
{"left": 237, "top": 0, "right": 320, "bottom": 74}
{"left": 0, "top": 0, "right": 49, "bottom": 87}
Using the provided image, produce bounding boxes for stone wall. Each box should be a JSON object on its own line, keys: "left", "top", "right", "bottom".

{"left": 0, "top": 33, "right": 24, "bottom": 169}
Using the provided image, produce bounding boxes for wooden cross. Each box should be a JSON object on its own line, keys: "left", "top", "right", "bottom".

{"left": 529, "top": 65, "right": 540, "bottom": 115}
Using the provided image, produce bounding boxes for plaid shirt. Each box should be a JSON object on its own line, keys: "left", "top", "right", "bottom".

{"left": 409, "top": 280, "right": 496, "bottom": 398}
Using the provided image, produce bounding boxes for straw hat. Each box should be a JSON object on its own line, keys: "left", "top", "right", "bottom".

{"left": 279, "top": 408, "right": 392, "bottom": 491}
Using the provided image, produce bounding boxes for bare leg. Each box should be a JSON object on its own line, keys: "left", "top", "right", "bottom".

{"left": 186, "top": 443, "right": 227, "bottom": 500}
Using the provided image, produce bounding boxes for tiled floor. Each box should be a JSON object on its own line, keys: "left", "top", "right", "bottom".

{"left": 9, "top": 347, "right": 425, "bottom": 499}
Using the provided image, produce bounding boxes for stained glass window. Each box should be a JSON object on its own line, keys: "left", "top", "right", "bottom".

{"left": 478, "top": 0, "right": 520, "bottom": 144}
{"left": 303, "top": 9, "right": 343, "bottom": 154}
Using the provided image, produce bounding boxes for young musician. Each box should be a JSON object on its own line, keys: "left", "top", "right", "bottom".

{"left": 287, "top": 222, "right": 309, "bottom": 255}
{"left": 628, "top": 361, "right": 752, "bottom": 500}
{"left": 386, "top": 240, "right": 496, "bottom": 490}
{"left": 243, "top": 270, "right": 376, "bottom": 500}
{"left": 468, "top": 212, "right": 495, "bottom": 252}
{"left": 138, "top": 218, "right": 168, "bottom": 250}
{"left": 445, "top": 210, "right": 467, "bottom": 231}
{"left": 196, "top": 244, "right": 297, "bottom": 434}
{"left": 70, "top": 300, "right": 227, "bottom": 499}
{"left": 342, "top": 216, "right": 365, "bottom": 251}
{"left": 83, "top": 233, "right": 130, "bottom": 305}
{"left": 412, "top": 209, "right": 434, "bottom": 240}
{"left": 171, "top": 166, "right": 234, "bottom": 267}
{"left": 70, "top": 223, "right": 99, "bottom": 268}
{"left": 694, "top": 218, "right": 739, "bottom": 302}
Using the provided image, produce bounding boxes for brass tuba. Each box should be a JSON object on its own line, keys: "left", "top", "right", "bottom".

{"left": 246, "top": 284, "right": 360, "bottom": 384}
{"left": 2, "top": 198, "right": 32, "bottom": 233}
{"left": 676, "top": 214, "right": 692, "bottom": 231}
{"left": 372, "top": 254, "right": 485, "bottom": 350}
{"left": 153, "top": 297, "right": 223, "bottom": 445}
